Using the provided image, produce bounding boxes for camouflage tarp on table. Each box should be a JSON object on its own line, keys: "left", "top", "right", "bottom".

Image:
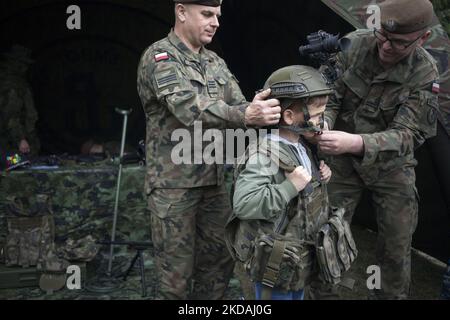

{"left": 0, "top": 163, "right": 149, "bottom": 246}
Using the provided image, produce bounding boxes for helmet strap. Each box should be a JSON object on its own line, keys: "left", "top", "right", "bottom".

{"left": 279, "top": 114, "right": 324, "bottom": 136}
{"left": 302, "top": 104, "right": 311, "bottom": 122}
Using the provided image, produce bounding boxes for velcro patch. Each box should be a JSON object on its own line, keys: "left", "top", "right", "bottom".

{"left": 427, "top": 105, "right": 437, "bottom": 125}
{"left": 155, "top": 52, "right": 169, "bottom": 62}
{"left": 155, "top": 68, "right": 179, "bottom": 89}
{"left": 432, "top": 82, "right": 440, "bottom": 94}
{"left": 207, "top": 79, "right": 218, "bottom": 96}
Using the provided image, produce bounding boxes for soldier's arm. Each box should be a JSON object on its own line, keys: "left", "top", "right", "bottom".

{"left": 23, "top": 89, "right": 38, "bottom": 134}
{"left": 138, "top": 51, "right": 248, "bottom": 129}
{"left": 233, "top": 153, "right": 299, "bottom": 221}
{"left": 325, "top": 71, "right": 345, "bottom": 130}
{"left": 221, "top": 66, "right": 247, "bottom": 106}
{"left": 358, "top": 72, "right": 439, "bottom": 166}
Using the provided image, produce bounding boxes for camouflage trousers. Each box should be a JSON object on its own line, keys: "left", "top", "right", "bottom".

{"left": 148, "top": 185, "right": 235, "bottom": 300}
{"left": 327, "top": 165, "right": 419, "bottom": 300}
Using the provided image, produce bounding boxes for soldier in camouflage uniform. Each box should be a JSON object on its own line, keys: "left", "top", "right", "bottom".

{"left": 315, "top": 0, "right": 440, "bottom": 299}
{"left": 137, "top": 0, "right": 281, "bottom": 299}
{"left": 0, "top": 45, "right": 40, "bottom": 157}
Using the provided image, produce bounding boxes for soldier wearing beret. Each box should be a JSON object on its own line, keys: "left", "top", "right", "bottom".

{"left": 0, "top": 45, "right": 40, "bottom": 157}
{"left": 314, "top": 0, "right": 440, "bottom": 299}
{"left": 137, "top": 0, "right": 281, "bottom": 299}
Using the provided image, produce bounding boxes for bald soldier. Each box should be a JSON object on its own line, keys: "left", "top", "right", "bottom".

{"left": 314, "top": 0, "right": 439, "bottom": 299}
{"left": 137, "top": 0, "right": 281, "bottom": 299}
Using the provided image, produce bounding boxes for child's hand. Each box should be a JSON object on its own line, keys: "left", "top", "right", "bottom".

{"left": 285, "top": 166, "right": 312, "bottom": 192}
{"left": 320, "top": 160, "right": 332, "bottom": 183}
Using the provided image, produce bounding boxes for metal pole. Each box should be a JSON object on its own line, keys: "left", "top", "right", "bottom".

{"left": 107, "top": 108, "right": 132, "bottom": 275}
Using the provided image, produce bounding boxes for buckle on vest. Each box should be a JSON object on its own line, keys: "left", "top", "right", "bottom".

{"left": 262, "top": 264, "right": 279, "bottom": 288}
{"left": 261, "top": 239, "right": 286, "bottom": 288}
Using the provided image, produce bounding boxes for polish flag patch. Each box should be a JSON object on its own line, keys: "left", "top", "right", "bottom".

{"left": 432, "top": 82, "right": 440, "bottom": 94}
{"left": 155, "top": 52, "right": 169, "bottom": 62}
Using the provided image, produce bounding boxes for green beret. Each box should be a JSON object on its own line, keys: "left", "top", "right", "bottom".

{"left": 173, "top": 0, "right": 222, "bottom": 7}
{"left": 381, "top": 0, "right": 434, "bottom": 34}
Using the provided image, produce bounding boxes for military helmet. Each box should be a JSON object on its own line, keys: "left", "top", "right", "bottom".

{"left": 263, "top": 65, "right": 333, "bottom": 135}
{"left": 263, "top": 65, "right": 333, "bottom": 107}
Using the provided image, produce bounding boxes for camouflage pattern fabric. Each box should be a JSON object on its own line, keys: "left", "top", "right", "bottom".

{"left": 323, "top": 30, "right": 438, "bottom": 299}
{"left": 137, "top": 30, "right": 248, "bottom": 193}
{"left": 0, "top": 60, "right": 40, "bottom": 156}
{"left": 326, "top": 30, "right": 439, "bottom": 184}
{"left": 58, "top": 235, "right": 100, "bottom": 262}
{"left": 0, "top": 164, "right": 149, "bottom": 248}
{"left": 0, "top": 224, "right": 444, "bottom": 300}
{"left": 0, "top": 247, "right": 244, "bottom": 300}
{"left": 137, "top": 30, "right": 251, "bottom": 300}
{"left": 328, "top": 164, "right": 418, "bottom": 299}
{"left": 321, "top": 0, "right": 450, "bottom": 138}
{"left": 434, "top": 0, "right": 450, "bottom": 35}
{"left": 5, "top": 215, "right": 54, "bottom": 268}
{"left": 3, "top": 194, "right": 55, "bottom": 268}
{"left": 148, "top": 186, "right": 235, "bottom": 300}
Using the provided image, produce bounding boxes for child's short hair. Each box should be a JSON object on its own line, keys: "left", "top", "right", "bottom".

{"left": 278, "top": 95, "right": 329, "bottom": 127}
{"left": 280, "top": 95, "right": 328, "bottom": 122}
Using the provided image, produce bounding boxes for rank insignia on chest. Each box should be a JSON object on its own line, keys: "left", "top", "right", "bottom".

{"left": 207, "top": 79, "right": 219, "bottom": 96}
{"left": 155, "top": 52, "right": 169, "bottom": 62}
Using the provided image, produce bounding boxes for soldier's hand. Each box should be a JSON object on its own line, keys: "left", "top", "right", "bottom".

{"left": 285, "top": 166, "right": 312, "bottom": 192}
{"left": 303, "top": 121, "right": 330, "bottom": 145}
{"left": 19, "top": 139, "right": 30, "bottom": 154}
{"left": 319, "top": 160, "right": 332, "bottom": 183}
{"left": 316, "top": 131, "right": 364, "bottom": 156}
{"left": 245, "top": 89, "right": 281, "bottom": 127}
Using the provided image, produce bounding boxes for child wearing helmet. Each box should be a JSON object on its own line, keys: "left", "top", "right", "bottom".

{"left": 225, "top": 65, "right": 357, "bottom": 300}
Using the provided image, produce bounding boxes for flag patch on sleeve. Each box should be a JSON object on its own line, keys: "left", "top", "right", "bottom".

{"left": 155, "top": 52, "right": 169, "bottom": 62}
{"left": 432, "top": 82, "right": 440, "bottom": 94}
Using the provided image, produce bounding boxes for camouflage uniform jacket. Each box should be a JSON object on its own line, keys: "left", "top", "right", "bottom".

{"left": 325, "top": 29, "right": 440, "bottom": 184}
{"left": 137, "top": 30, "right": 248, "bottom": 193}
{"left": 229, "top": 136, "right": 329, "bottom": 261}
{"left": 0, "top": 73, "right": 38, "bottom": 151}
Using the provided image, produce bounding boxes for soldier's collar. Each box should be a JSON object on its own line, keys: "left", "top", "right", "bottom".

{"left": 262, "top": 135, "right": 299, "bottom": 168}
{"left": 377, "top": 52, "right": 414, "bottom": 83}
{"left": 168, "top": 29, "right": 203, "bottom": 63}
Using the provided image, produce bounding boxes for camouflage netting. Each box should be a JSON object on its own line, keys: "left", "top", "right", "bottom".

{"left": 0, "top": 163, "right": 150, "bottom": 246}
{"left": 0, "top": 163, "right": 243, "bottom": 300}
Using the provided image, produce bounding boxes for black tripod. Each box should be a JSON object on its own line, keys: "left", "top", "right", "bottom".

{"left": 99, "top": 241, "right": 153, "bottom": 297}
